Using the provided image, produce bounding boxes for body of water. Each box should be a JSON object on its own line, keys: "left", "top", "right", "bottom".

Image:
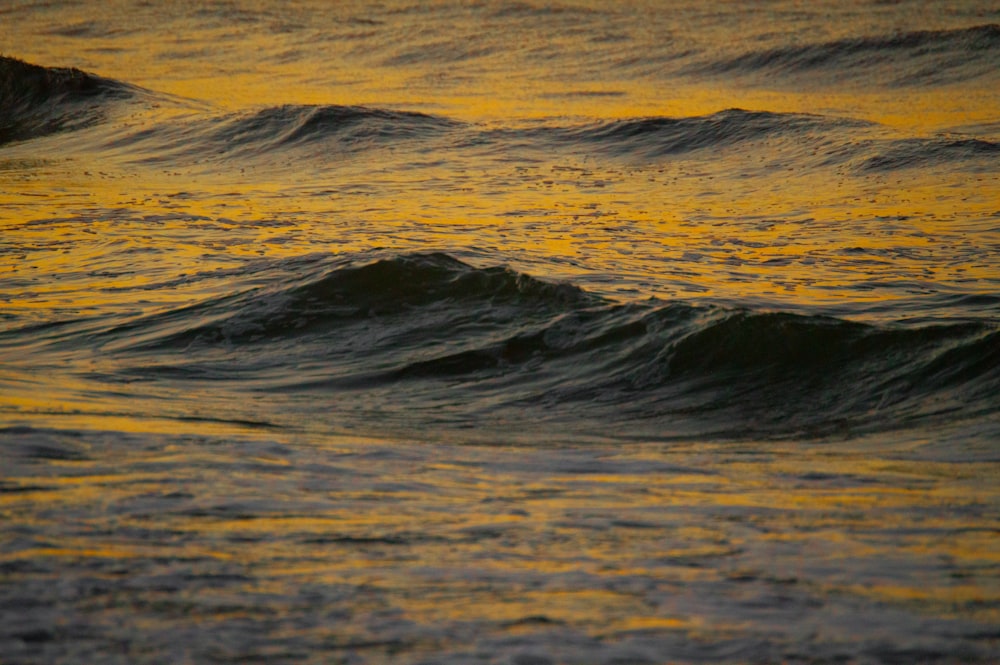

{"left": 1, "top": 1, "right": 998, "bottom": 663}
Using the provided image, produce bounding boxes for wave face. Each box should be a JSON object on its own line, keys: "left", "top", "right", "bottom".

{"left": 77, "top": 253, "right": 998, "bottom": 442}
{"left": 689, "top": 24, "right": 1000, "bottom": 86}
{"left": 0, "top": 56, "right": 134, "bottom": 145}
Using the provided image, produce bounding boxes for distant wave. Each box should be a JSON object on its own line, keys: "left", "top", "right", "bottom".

{"left": 103, "top": 103, "right": 457, "bottom": 164}
{"left": 76, "top": 253, "right": 999, "bottom": 441}
{"left": 109, "top": 107, "right": 860, "bottom": 166}
{"left": 0, "top": 57, "right": 454, "bottom": 160}
{"left": 213, "top": 104, "right": 455, "bottom": 149}
{"left": 0, "top": 56, "right": 135, "bottom": 145}
{"left": 11, "top": 57, "right": 983, "bottom": 177}
{"left": 540, "top": 110, "right": 1000, "bottom": 172}
{"left": 519, "top": 109, "right": 869, "bottom": 159}
{"left": 688, "top": 24, "right": 1000, "bottom": 86}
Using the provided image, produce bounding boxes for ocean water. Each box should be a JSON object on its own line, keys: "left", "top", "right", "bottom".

{"left": 1, "top": 1, "right": 999, "bottom": 663}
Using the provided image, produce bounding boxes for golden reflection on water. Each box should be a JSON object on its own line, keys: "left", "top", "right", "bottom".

{"left": 3, "top": 437, "right": 998, "bottom": 633}
{"left": 2, "top": 3, "right": 999, "bottom": 657}
{"left": 5, "top": 0, "right": 998, "bottom": 132}
{"left": 3, "top": 130, "right": 996, "bottom": 324}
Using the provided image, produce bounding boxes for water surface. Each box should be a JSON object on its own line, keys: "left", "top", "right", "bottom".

{"left": 1, "top": 1, "right": 998, "bottom": 663}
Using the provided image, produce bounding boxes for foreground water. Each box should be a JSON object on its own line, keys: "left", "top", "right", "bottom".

{"left": 1, "top": 1, "right": 999, "bottom": 662}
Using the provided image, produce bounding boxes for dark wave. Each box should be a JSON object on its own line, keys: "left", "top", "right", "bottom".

{"left": 99, "top": 253, "right": 593, "bottom": 349}
{"left": 0, "top": 56, "right": 135, "bottom": 145}
{"left": 522, "top": 109, "right": 868, "bottom": 158}
{"left": 104, "top": 103, "right": 456, "bottom": 164}
{"left": 109, "top": 107, "right": 861, "bottom": 167}
{"left": 860, "top": 137, "right": 1000, "bottom": 172}
{"left": 87, "top": 253, "right": 999, "bottom": 442}
{"left": 689, "top": 24, "right": 1000, "bottom": 86}
{"left": 212, "top": 104, "right": 455, "bottom": 149}
{"left": 386, "top": 303, "right": 998, "bottom": 439}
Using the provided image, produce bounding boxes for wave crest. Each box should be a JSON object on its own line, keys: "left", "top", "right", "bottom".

{"left": 0, "top": 56, "right": 134, "bottom": 144}
{"left": 109, "top": 253, "right": 593, "bottom": 348}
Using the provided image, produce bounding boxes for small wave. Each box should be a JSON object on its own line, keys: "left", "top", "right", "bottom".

{"left": 860, "top": 137, "right": 1000, "bottom": 172}
{"left": 0, "top": 56, "right": 135, "bottom": 145}
{"left": 526, "top": 109, "right": 868, "bottom": 158}
{"left": 689, "top": 24, "right": 1000, "bottom": 87}
{"left": 218, "top": 104, "right": 455, "bottom": 149}
{"left": 103, "top": 103, "right": 456, "bottom": 164}
{"left": 85, "top": 253, "right": 1000, "bottom": 441}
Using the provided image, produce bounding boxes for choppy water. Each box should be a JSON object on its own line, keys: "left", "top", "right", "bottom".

{"left": 2, "top": 1, "right": 999, "bottom": 663}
